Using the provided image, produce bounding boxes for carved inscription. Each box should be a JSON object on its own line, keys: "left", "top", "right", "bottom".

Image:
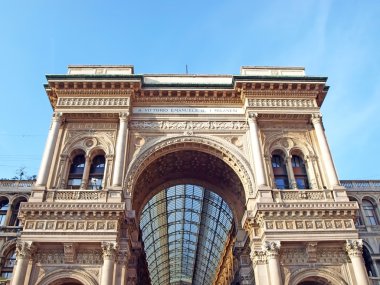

{"left": 129, "top": 121, "right": 248, "bottom": 131}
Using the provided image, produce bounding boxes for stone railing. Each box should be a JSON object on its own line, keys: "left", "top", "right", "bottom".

{"left": 0, "top": 180, "right": 34, "bottom": 192}
{"left": 42, "top": 189, "right": 123, "bottom": 203}
{"left": 273, "top": 189, "right": 334, "bottom": 202}
{"left": 340, "top": 180, "right": 380, "bottom": 191}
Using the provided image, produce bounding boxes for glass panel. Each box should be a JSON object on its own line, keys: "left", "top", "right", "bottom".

{"left": 140, "top": 185, "right": 233, "bottom": 285}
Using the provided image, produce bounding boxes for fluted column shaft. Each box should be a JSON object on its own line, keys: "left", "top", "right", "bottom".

{"left": 247, "top": 113, "right": 266, "bottom": 187}
{"left": 311, "top": 114, "right": 339, "bottom": 187}
{"left": 36, "top": 112, "right": 62, "bottom": 186}
{"left": 112, "top": 113, "right": 128, "bottom": 187}
{"left": 12, "top": 241, "right": 34, "bottom": 285}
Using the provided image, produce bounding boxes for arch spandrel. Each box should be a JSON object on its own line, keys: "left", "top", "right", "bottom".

{"left": 123, "top": 134, "right": 256, "bottom": 225}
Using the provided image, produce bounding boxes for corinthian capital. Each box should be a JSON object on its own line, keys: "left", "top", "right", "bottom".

{"left": 119, "top": 112, "right": 129, "bottom": 121}
{"left": 311, "top": 113, "right": 322, "bottom": 125}
{"left": 346, "top": 239, "right": 363, "bottom": 257}
{"left": 16, "top": 241, "right": 35, "bottom": 260}
{"left": 101, "top": 242, "right": 118, "bottom": 260}
{"left": 263, "top": 241, "right": 281, "bottom": 259}
{"left": 52, "top": 112, "right": 63, "bottom": 122}
{"left": 248, "top": 112, "right": 258, "bottom": 121}
{"left": 250, "top": 250, "right": 267, "bottom": 266}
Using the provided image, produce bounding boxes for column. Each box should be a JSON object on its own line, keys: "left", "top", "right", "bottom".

{"left": 311, "top": 114, "right": 339, "bottom": 187}
{"left": 116, "top": 250, "right": 129, "bottom": 285}
{"left": 101, "top": 242, "right": 117, "bottom": 285}
{"left": 80, "top": 155, "right": 91, "bottom": 190}
{"left": 304, "top": 155, "right": 319, "bottom": 189}
{"left": 12, "top": 241, "right": 34, "bottom": 285}
{"left": 250, "top": 249, "right": 269, "bottom": 285}
{"left": 285, "top": 156, "right": 297, "bottom": 189}
{"left": 112, "top": 112, "right": 129, "bottom": 187}
{"left": 264, "top": 241, "right": 282, "bottom": 285}
{"left": 346, "top": 240, "right": 370, "bottom": 285}
{"left": 36, "top": 112, "right": 63, "bottom": 187}
{"left": 247, "top": 113, "right": 267, "bottom": 187}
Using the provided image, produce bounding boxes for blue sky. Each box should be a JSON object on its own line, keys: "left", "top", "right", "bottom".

{"left": 0, "top": 0, "right": 379, "bottom": 179}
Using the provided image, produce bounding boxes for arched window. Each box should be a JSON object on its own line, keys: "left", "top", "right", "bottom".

{"left": 67, "top": 154, "right": 86, "bottom": 189}
{"left": 1, "top": 248, "right": 16, "bottom": 279}
{"left": 0, "top": 199, "right": 9, "bottom": 226}
{"left": 363, "top": 246, "right": 377, "bottom": 277}
{"left": 88, "top": 155, "right": 105, "bottom": 190}
{"left": 362, "top": 199, "right": 378, "bottom": 225}
{"left": 271, "top": 154, "right": 289, "bottom": 189}
{"left": 9, "top": 198, "right": 27, "bottom": 227}
{"left": 348, "top": 197, "right": 364, "bottom": 226}
{"left": 291, "top": 155, "right": 309, "bottom": 189}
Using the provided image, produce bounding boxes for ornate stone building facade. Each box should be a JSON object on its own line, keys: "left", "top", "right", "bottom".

{"left": 0, "top": 65, "right": 378, "bottom": 284}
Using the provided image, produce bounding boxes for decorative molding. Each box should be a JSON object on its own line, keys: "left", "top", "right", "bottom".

{"left": 250, "top": 250, "right": 267, "bottom": 265}
{"left": 57, "top": 97, "right": 130, "bottom": 108}
{"left": 101, "top": 242, "right": 117, "bottom": 260}
{"left": 16, "top": 241, "right": 35, "bottom": 259}
{"left": 66, "top": 122, "right": 118, "bottom": 130}
{"left": 263, "top": 241, "right": 281, "bottom": 259}
{"left": 63, "top": 243, "right": 77, "bottom": 263}
{"left": 248, "top": 98, "right": 317, "bottom": 108}
{"left": 129, "top": 120, "right": 248, "bottom": 131}
{"left": 23, "top": 220, "right": 118, "bottom": 232}
{"left": 125, "top": 135, "right": 255, "bottom": 197}
{"left": 56, "top": 89, "right": 133, "bottom": 97}
{"left": 346, "top": 239, "right": 363, "bottom": 257}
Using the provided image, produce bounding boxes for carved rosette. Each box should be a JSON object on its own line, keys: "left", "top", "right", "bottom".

{"left": 346, "top": 239, "right": 363, "bottom": 257}
{"left": 306, "top": 242, "right": 318, "bottom": 263}
{"left": 63, "top": 243, "right": 77, "bottom": 263}
{"left": 16, "top": 241, "right": 35, "bottom": 260}
{"left": 101, "top": 242, "right": 118, "bottom": 261}
{"left": 250, "top": 250, "right": 267, "bottom": 266}
{"left": 263, "top": 241, "right": 281, "bottom": 259}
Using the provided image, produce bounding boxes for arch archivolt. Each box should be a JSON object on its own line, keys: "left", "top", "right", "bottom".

{"left": 61, "top": 132, "right": 115, "bottom": 157}
{"left": 265, "top": 133, "right": 315, "bottom": 158}
{"left": 287, "top": 267, "right": 348, "bottom": 285}
{"left": 124, "top": 134, "right": 255, "bottom": 198}
{"left": 0, "top": 239, "right": 16, "bottom": 259}
{"left": 36, "top": 268, "right": 98, "bottom": 285}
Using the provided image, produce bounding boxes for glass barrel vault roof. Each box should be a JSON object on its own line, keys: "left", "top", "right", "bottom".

{"left": 140, "top": 184, "right": 233, "bottom": 285}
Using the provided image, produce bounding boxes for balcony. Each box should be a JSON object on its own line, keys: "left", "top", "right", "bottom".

{"left": 29, "top": 189, "right": 123, "bottom": 203}
{"left": 0, "top": 180, "right": 33, "bottom": 193}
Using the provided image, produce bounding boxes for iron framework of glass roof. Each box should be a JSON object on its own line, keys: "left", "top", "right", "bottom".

{"left": 140, "top": 184, "right": 233, "bottom": 285}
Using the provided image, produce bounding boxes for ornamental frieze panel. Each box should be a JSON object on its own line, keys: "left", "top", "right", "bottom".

{"left": 36, "top": 249, "right": 102, "bottom": 265}
{"left": 129, "top": 120, "right": 248, "bottom": 131}
{"left": 248, "top": 98, "right": 317, "bottom": 108}
{"left": 24, "top": 220, "right": 118, "bottom": 232}
{"left": 262, "top": 218, "right": 354, "bottom": 231}
{"left": 66, "top": 122, "right": 118, "bottom": 130}
{"left": 57, "top": 97, "right": 130, "bottom": 108}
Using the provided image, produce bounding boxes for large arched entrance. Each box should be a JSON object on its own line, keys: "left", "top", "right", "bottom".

{"left": 128, "top": 138, "right": 252, "bottom": 284}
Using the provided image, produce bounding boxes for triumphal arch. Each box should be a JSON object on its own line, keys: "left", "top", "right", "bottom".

{"left": 13, "top": 65, "right": 369, "bottom": 284}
